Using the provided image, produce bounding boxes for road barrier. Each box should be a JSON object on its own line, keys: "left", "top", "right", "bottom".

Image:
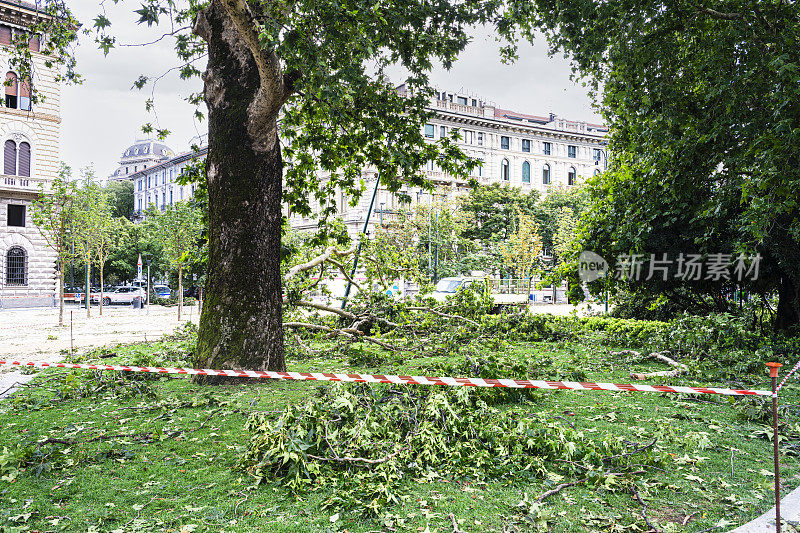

{"left": 0, "top": 360, "right": 772, "bottom": 396}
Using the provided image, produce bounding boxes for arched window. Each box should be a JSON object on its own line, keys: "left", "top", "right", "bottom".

{"left": 3, "top": 140, "right": 31, "bottom": 177}
{"left": 5, "top": 71, "right": 17, "bottom": 108}
{"left": 18, "top": 142, "right": 30, "bottom": 177}
{"left": 4, "top": 139, "right": 16, "bottom": 175}
{"left": 542, "top": 164, "right": 551, "bottom": 185}
{"left": 522, "top": 161, "right": 531, "bottom": 183}
{"left": 6, "top": 247, "right": 27, "bottom": 286}
{"left": 568, "top": 167, "right": 576, "bottom": 186}
{"left": 501, "top": 158, "right": 510, "bottom": 181}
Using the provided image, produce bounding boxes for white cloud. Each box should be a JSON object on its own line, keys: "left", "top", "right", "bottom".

{"left": 60, "top": 6, "right": 602, "bottom": 179}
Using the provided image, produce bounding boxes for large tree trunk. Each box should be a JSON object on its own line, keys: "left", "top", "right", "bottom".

{"left": 99, "top": 266, "right": 104, "bottom": 316}
{"left": 193, "top": 1, "right": 285, "bottom": 372}
{"left": 775, "top": 276, "right": 800, "bottom": 332}
{"left": 58, "top": 265, "right": 64, "bottom": 326}
{"left": 178, "top": 264, "right": 183, "bottom": 322}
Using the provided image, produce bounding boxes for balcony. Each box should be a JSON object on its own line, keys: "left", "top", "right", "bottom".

{"left": 0, "top": 174, "right": 49, "bottom": 194}
{"left": 434, "top": 100, "right": 483, "bottom": 116}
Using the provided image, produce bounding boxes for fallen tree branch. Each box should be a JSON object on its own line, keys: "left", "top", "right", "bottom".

{"left": 405, "top": 307, "right": 480, "bottom": 327}
{"left": 631, "top": 484, "right": 661, "bottom": 532}
{"left": 631, "top": 352, "right": 687, "bottom": 380}
{"left": 285, "top": 245, "right": 356, "bottom": 281}
{"left": 537, "top": 470, "right": 645, "bottom": 502}
{"left": 284, "top": 322, "right": 400, "bottom": 351}
{"left": 449, "top": 513, "right": 464, "bottom": 533}
{"left": 602, "top": 438, "right": 657, "bottom": 463}
{"left": 307, "top": 447, "right": 404, "bottom": 465}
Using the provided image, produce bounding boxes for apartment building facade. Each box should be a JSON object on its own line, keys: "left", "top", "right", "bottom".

{"left": 0, "top": 0, "right": 61, "bottom": 308}
{"left": 289, "top": 87, "right": 608, "bottom": 236}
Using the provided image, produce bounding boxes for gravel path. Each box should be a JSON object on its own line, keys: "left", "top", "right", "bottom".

{"left": 0, "top": 304, "right": 198, "bottom": 398}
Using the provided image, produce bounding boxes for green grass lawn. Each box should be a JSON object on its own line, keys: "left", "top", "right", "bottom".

{"left": 0, "top": 332, "right": 798, "bottom": 532}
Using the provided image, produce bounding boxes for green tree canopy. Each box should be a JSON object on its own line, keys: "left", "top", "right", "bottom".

{"left": 526, "top": 0, "right": 800, "bottom": 329}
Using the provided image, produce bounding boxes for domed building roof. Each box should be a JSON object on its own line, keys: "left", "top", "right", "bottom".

{"left": 108, "top": 138, "right": 176, "bottom": 181}
{"left": 120, "top": 139, "right": 174, "bottom": 161}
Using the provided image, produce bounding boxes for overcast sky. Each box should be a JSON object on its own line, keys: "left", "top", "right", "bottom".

{"left": 61, "top": 4, "right": 603, "bottom": 180}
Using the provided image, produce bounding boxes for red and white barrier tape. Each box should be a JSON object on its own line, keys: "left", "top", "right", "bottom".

{"left": 0, "top": 360, "right": 771, "bottom": 397}
{"left": 777, "top": 359, "right": 800, "bottom": 393}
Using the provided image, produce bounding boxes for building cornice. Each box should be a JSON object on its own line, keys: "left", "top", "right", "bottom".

{"left": 431, "top": 107, "right": 607, "bottom": 143}
{"left": 0, "top": 106, "right": 59, "bottom": 123}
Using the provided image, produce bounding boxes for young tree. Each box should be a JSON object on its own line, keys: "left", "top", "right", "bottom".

{"left": 93, "top": 204, "right": 118, "bottom": 316}
{"left": 72, "top": 168, "right": 111, "bottom": 318}
{"left": 500, "top": 208, "right": 543, "bottom": 297}
{"left": 149, "top": 202, "right": 203, "bottom": 321}
{"left": 30, "top": 163, "right": 76, "bottom": 326}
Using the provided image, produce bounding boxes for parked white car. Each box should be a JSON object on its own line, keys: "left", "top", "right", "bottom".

{"left": 92, "top": 286, "right": 145, "bottom": 306}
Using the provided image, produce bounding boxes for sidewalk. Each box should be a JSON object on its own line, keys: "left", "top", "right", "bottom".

{"left": 730, "top": 485, "right": 800, "bottom": 532}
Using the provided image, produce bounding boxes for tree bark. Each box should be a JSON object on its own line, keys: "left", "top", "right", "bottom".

{"left": 775, "top": 276, "right": 800, "bottom": 332}
{"left": 99, "top": 265, "right": 104, "bottom": 316}
{"left": 178, "top": 264, "right": 183, "bottom": 322}
{"left": 58, "top": 265, "right": 64, "bottom": 326}
{"left": 193, "top": 0, "right": 286, "bottom": 372}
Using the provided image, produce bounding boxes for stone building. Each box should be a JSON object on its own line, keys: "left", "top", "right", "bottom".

{"left": 0, "top": 0, "right": 62, "bottom": 308}
{"left": 289, "top": 87, "right": 608, "bottom": 237}
{"left": 114, "top": 87, "right": 607, "bottom": 238}
{"left": 107, "top": 138, "right": 175, "bottom": 183}
{"left": 121, "top": 145, "right": 207, "bottom": 217}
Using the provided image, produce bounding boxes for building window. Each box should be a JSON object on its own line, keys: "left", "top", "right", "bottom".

{"left": 500, "top": 136, "right": 510, "bottom": 150}
{"left": 568, "top": 145, "right": 577, "bottom": 158}
{"left": 593, "top": 148, "right": 602, "bottom": 162}
{"left": 522, "top": 161, "right": 531, "bottom": 183}
{"left": 6, "top": 246, "right": 26, "bottom": 286}
{"left": 7, "top": 204, "right": 25, "bottom": 226}
{"left": 542, "top": 164, "right": 551, "bottom": 185}
{"left": 180, "top": 187, "right": 184, "bottom": 200}
{"left": 4, "top": 139, "right": 16, "bottom": 175}
{"left": 471, "top": 98, "right": 477, "bottom": 107}
{"left": 522, "top": 139, "right": 530, "bottom": 153}
{"left": 501, "top": 158, "right": 510, "bottom": 181}
{"left": 5, "top": 71, "right": 17, "bottom": 109}
{"left": 477, "top": 132, "right": 483, "bottom": 146}
{"left": 424, "top": 124, "right": 435, "bottom": 138}
{"left": 3, "top": 139, "right": 30, "bottom": 176}
{"left": 18, "top": 142, "right": 29, "bottom": 176}
{"left": 138, "top": 198, "right": 142, "bottom": 211}
{"left": 439, "top": 125, "right": 446, "bottom": 138}
{"left": 457, "top": 96, "right": 467, "bottom": 105}
{"left": 138, "top": 180, "right": 142, "bottom": 191}
{"left": 464, "top": 130, "right": 473, "bottom": 144}
{"left": 169, "top": 189, "right": 173, "bottom": 204}
{"left": 162, "top": 191, "right": 166, "bottom": 208}
{"left": 543, "top": 142, "right": 551, "bottom": 155}
{"left": 568, "top": 167, "right": 576, "bottom": 186}
{"left": 477, "top": 160, "right": 483, "bottom": 177}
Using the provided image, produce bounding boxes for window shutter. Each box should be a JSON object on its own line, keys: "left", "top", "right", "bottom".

{"left": 4, "top": 140, "right": 16, "bottom": 175}
{"left": 0, "top": 26, "right": 10, "bottom": 45}
{"left": 18, "top": 142, "right": 30, "bottom": 177}
{"left": 19, "top": 77, "right": 29, "bottom": 98}
{"left": 5, "top": 72, "right": 17, "bottom": 96}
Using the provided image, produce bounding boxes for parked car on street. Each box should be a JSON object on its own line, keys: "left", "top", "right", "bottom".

{"left": 154, "top": 285, "right": 172, "bottom": 298}
{"left": 91, "top": 286, "right": 145, "bottom": 306}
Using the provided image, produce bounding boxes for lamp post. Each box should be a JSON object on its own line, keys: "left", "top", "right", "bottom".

{"left": 142, "top": 253, "right": 152, "bottom": 315}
